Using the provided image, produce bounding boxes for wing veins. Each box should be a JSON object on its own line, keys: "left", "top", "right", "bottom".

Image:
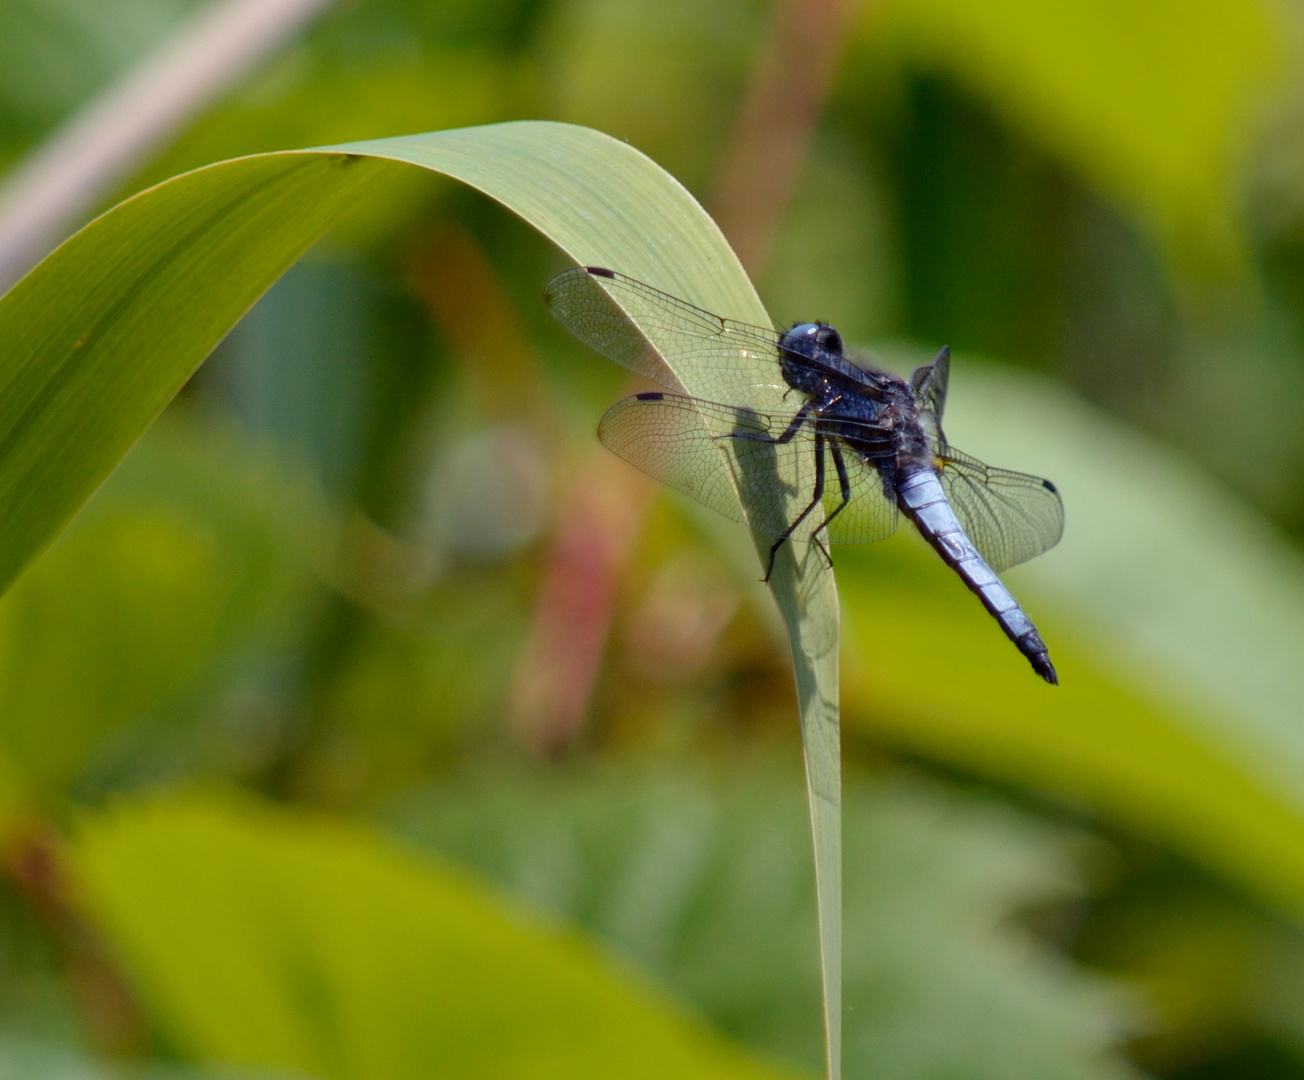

{"left": 937, "top": 447, "right": 1063, "bottom": 571}
{"left": 598, "top": 392, "right": 898, "bottom": 545}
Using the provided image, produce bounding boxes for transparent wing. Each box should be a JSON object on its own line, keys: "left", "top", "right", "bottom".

{"left": 937, "top": 447, "right": 1064, "bottom": 571}
{"left": 910, "top": 346, "right": 950, "bottom": 446}
{"left": 598, "top": 392, "right": 898, "bottom": 545}
{"left": 820, "top": 435, "right": 900, "bottom": 546}
{"left": 910, "top": 346, "right": 950, "bottom": 420}
{"left": 546, "top": 267, "right": 789, "bottom": 413}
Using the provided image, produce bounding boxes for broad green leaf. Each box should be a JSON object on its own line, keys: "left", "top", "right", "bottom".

{"left": 393, "top": 766, "right": 1142, "bottom": 1080}
{"left": 0, "top": 120, "right": 841, "bottom": 1076}
{"left": 872, "top": 0, "right": 1285, "bottom": 260}
{"left": 69, "top": 792, "right": 796, "bottom": 1080}
{"left": 0, "top": 150, "right": 384, "bottom": 595}
{"left": 837, "top": 351, "right": 1304, "bottom": 921}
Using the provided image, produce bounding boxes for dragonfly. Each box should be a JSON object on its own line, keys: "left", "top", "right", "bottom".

{"left": 544, "top": 265, "right": 1065, "bottom": 684}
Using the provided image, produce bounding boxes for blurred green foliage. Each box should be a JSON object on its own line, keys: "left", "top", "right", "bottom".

{"left": 0, "top": 415, "right": 324, "bottom": 806}
{"left": 73, "top": 791, "right": 793, "bottom": 1080}
{"left": 0, "top": 0, "right": 203, "bottom": 148}
{"left": 873, "top": 0, "right": 1285, "bottom": 262}
{"left": 3, "top": 0, "right": 1304, "bottom": 1078}
{"left": 393, "top": 766, "right": 1140, "bottom": 1080}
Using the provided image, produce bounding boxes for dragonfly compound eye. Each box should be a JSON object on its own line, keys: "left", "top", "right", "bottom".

{"left": 818, "top": 326, "right": 843, "bottom": 354}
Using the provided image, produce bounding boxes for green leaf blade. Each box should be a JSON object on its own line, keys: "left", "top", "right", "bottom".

{"left": 0, "top": 120, "right": 844, "bottom": 1077}
{"left": 70, "top": 792, "right": 800, "bottom": 1080}
{"left": 0, "top": 151, "right": 393, "bottom": 594}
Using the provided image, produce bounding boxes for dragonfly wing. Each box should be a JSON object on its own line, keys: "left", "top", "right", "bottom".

{"left": 546, "top": 267, "right": 789, "bottom": 413}
{"left": 910, "top": 346, "right": 950, "bottom": 419}
{"left": 599, "top": 392, "right": 898, "bottom": 545}
{"left": 820, "top": 440, "right": 898, "bottom": 545}
{"left": 910, "top": 346, "right": 950, "bottom": 446}
{"left": 936, "top": 447, "right": 1064, "bottom": 571}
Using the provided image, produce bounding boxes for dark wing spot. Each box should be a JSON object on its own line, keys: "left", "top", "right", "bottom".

{"left": 586, "top": 266, "right": 616, "bottom": 278}
{"left": 1042, "top": 479, "right": 1058, "bottom": 493}
{"left": 635, "top": 391, "right": 665, "bottom": 401}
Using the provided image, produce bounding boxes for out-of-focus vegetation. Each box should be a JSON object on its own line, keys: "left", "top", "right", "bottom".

{"left": 3, "top": 0, "right": 1304, "bottom": 1078}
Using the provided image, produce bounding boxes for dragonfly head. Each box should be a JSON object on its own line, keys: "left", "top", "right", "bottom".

{"left": 778, "top": 322, "right": 843, "bottom": 392}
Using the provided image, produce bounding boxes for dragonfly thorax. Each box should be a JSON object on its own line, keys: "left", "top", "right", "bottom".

{"left": 813, "top": 368, "right": 932, "bottom": 473}
{"left": 880, "top": 380, "right": 934, "bottom": 473}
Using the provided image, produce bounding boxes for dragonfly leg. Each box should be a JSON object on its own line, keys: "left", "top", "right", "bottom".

{"left": 811, "top": 533, "right": 833, "bottom": 573}
{"left": 764, "top": 433, "right": 826, "bottom": 582}
{"left": 809, "top": 440, "right": 852, "bottom": 569}
{"left": 714, "top": 401, "right": 812, "bottom": 446}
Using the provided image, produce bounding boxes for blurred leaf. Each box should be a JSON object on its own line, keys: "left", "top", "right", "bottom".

{"left": 0, "top": 880, "right": 82, "bottom": 1047}
{"left": 837, "top": 350, "right": 1304, "bottom": 922}
{"left": 393, "top": 766, "right": 1142, "bottom": 1080}
{"left": 69, "top": 791, "right": 796, "bottom": 1080}
{"left": 0, "top": 412, "right": 321, "bottom": 803}
{"left": 0, "top": 0, "right": 200, "bottom": 136}
{"left": 874, "top": 0, "right": 1285, "bottom": 260}
{"left": 0, "top": 119, "right": 841, "bottom": 1074}
{"left": 759, "top": 133, "right": 896, "bottom": 345}
{"left": 146, "top": 50, "right": 510, "bottom": 174}
{"left": 1078, "top": 871, "right": 1278, "bottom": 1069}
{"left": 306, "top": 583, "right": 530, "bottom": 800}
{"left": 130, "top": 47, "right": 516, "bottom": 240}
{"left": 539, "top": 0, "right": 757, "bottom": 190}
{"left": 211, "top": 260, "right": 379, "bottom": 497}
{"left": 0, "top": 1035, "right": 298, "bottom": 1080}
